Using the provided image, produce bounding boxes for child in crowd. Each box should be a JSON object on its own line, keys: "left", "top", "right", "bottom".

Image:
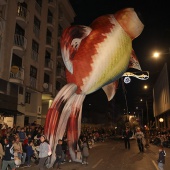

{"left": 26, "top": 141, "right": 34, "bottom": 167}
{"left": 157, "top": 145, "right": 166, "bottom": 170}
{"left": 82, "top": 140, "right": 89, "bottom": 165}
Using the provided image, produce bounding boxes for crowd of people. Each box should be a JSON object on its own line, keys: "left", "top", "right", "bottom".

{"left": 0, "top": 123, "right": 116, "bottom": 170}
{"left": 0, "top": 121, "right": 168, "bottom": 170}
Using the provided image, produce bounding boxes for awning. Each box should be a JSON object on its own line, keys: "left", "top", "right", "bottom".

{"left": 0, "top": 108, "right": 24, "bottom": 116}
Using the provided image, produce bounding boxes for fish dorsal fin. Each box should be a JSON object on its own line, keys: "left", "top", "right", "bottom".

{"left": 128, "top": 49, "right": 141, "bottom": 70}
{"left": 60, "top": 25, "right": 92, "bottom": 74}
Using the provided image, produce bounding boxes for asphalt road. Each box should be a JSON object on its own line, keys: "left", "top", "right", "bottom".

{"left": 19, "top": 139, "right": 170, "bottom": 170}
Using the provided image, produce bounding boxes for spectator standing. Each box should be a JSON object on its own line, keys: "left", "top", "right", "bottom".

{"left": 0, "top": 141, "right": 4, "bottom": 170}
{"left": 31, "top": 121, "right": 37, "bottom": 126}
{"left": 53, "top": 139, "right": 63, "bottom": 169}
{"left": 1, "top": 138, "right": 15, "bottom": 170}
{"left": 26, "top": 141, "right": 34, "bottom": 167}
{"left": 18, "top": 128, "right": 27, "bottom": 143}
{"left": 61, "top": 135, "right": 67, "bottom": 163}
{"left": 81, "top": 140, "right": 89, "bottom": 165}
{"left": 135, "top": 128, "right": 144, "bottom": 153}
{"left": 36, "top": 135, "right": 50, "bottom": 170}
{"left": 122, "top": 127, "right": 132, "bottom": 149}
{"left": 13, "top": 137, "right": 26, "bottom": 165}
{"left": 157, "top": 145, "right": 166, "bottom": 170}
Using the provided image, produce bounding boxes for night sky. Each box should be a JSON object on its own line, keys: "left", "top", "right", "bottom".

{"left": 68, "top": 0, "right": 170, "bottom": 122}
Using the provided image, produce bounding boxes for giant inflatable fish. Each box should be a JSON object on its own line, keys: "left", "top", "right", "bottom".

{"left": 44, "top": 8, "right": 148, "bottom": 167}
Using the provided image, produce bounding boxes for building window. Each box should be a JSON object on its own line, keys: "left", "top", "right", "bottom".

{"left": 15, "top": 23, "right": 25, "bottom": 36}
{"left": 36, "top": 0, "right": 42, "bottom": 7}
{"left": 57, "top": 42, "right": 61, "bottom": 56}
{"left": 44, "top": 73, "right": 50, "bottom": 83}
{"left": 35, "top": 0, "right": 42, "bottom": 14}
{"left": 32, "top": 40, "right": 39, "bottom": 61}
{"left": 56, "top": 81, "right": 61, "bottom": 90}
{"left": 33, "top": 16, "right": 40, "bottom": 38}
{"left": 12, "top": 53, "right": 22, "bottom": 67}
{"left": 45, "top": 50, "right": 51, "bottom": 60}
{"left": 25, "top": 92, "right": 31, "bottom": 104}
{"left": 30, "top": 65, "right": 37, "bottom": 79}
{"left": 47, "top": 9, "right": 53, "bottom": 24}
{"left": 46, "top": 29, "right": 52, "bottom": 45}
{"left": 32, "top": 40, "right": 39, "bottom": 53}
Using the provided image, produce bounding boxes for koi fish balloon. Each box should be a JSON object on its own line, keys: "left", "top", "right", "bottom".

{"left": 44, "top": 8, "right": 148, "bottom": 167}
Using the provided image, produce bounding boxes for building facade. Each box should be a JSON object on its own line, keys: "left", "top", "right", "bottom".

{"left": 0, "top": 0, "right": 75, "bottom": 127}
{"left": 153, "top": 63, "right": 170, "bottom": 129}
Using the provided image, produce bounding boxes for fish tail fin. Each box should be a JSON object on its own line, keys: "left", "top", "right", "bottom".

{"left": 44, "top": 83, "right": 77, "bottom": 166}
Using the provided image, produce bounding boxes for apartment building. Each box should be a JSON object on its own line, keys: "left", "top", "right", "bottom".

{"left": 0, "top": 0, "right": 75, "bottom": 127}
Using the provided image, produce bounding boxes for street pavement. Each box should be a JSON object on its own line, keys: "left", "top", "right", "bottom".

{"left": 18, "top": 139, "right": 170, "bottom": 170}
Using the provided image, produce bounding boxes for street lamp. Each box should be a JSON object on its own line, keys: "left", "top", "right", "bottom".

{"left": 136, "top": 107, "right": 143, "bottom": 127}
{"left": 152, "top": 48, "right": 170, "bottom": 59}
{"left": 153, "top": 52, "right": 160, "bottom": 58}
{"left": 139, "top": 87, "right": 149, "bottom": 127}
{"left": 159, "top": 118, "right": 164, "bottom": 129}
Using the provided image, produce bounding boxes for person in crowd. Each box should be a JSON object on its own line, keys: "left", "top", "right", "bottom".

{"left": 81, "top": 140, "right": 89, "bottom": 165}
{"left": 61, "top": 134, "right": 67, "bottom": 163}
{"left": 18, "top": 128, "right": 27, "bottom": 143}
{"left": 135, "top": 127, "right": 144, "bottom": 153}
{"left": 36, "top": 135, "right": 50, "bottom": 170}
{"left": 26, "top": 140, "right": 34, "bottom": 167}
{"left": 122, "top": 127, "right": 132, "bottom": 149}
{"left": 157, "top": 145, "right": 166, "bottom": 170}
{"left": 53, "top": 139, "right": 63, "bottom": 169}
{"left": 0, "top": 141, "right": 4, "bottom": 170}
{"left": 1, "top": 138, "right": 15, "bottom": 170}
{"left": 13, "top": 137, "right": 26, "bottom": 165}
{"left": 31, "top": 121, "right": 37, "bottom": 126}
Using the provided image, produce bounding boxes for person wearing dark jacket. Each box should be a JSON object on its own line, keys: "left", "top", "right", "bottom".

{"left": 122, "top": 127, "right": 132, "bottom": 149}
{"left": 157, "top": 145, "right": 166, "bottom": 170}
{"left": 53, "top": 139, "right": 63, "bottom": 169}
{"left": 1, "top": 138, "right": 15, "bottom": 170}
{"left": 26, "top": 141, "right": 34, "bottom": 167}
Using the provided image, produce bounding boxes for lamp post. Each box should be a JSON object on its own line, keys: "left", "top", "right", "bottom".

{"left": 140, "top": 98, "right": 149, "bottom": 127}
{"left": 136, "top": 107, "right": 143, "bottom": 127}
{"left": 143, "top": 85, "right": 149, "bottom": 127}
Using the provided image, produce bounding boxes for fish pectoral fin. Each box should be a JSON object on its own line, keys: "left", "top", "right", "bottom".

{"left": 60, "top": 25, "right": 92, "bottom": 74}
{"left": 102, "top": 81, "right": 119, "bottom": 101}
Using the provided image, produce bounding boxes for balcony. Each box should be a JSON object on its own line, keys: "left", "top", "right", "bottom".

{"left": 9, "top": 66, "right": 24, "bottom": 84}
{"left": 14, "top": 34, "right": 27, "bottom": 50}
{"left": 44, "top": 58, "right": 53, "bottom": 72}
{"left": 30, "top": 76, "right": 37, "bottom": 89}
{"left": 16, "top": 6, "right": 29, "bottom": 28}
{"left": 31, "top": 50, "right": 39, "bottom": 62}
{"left": 43, "top": 83, "right": 53, "bottom": 93}
{"left": 46, "top": 36, "right": 53, "bottom": 51}
{"left": 48, "top": 0, "right": 56, "bottom": 12}
{"left": 47, "top": 16, "right": 54, "bottom": 31}
{"left": 35, "top": 2, "right": 41, "bottom": 15}
{"left": 33, "top": 25, "right": 40, "bottom": 39}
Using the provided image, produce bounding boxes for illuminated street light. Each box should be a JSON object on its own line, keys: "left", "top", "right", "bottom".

{"left": 159, "top": 118, "right": 164, "bottom": 122}
{"left": 144, "top": 85, "right": 148, "bottom": 89}
{"left": 153, "top": 48, "right": 170, "bottom": 59}
{"left": 159, "top": 118, "right": 164, "bottom": 129}
{"left": 153, "top": 52, "right": 160, "bottom": 58}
